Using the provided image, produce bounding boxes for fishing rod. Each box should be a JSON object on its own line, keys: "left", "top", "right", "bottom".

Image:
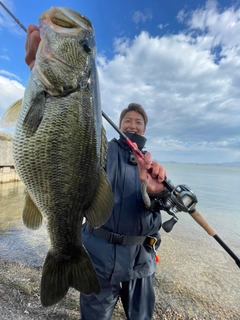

{"left": 2, "top": 2, "right": 240, "bottom": 269}
{"left": 0, "top": 1, "right": 27, "bottom": 32}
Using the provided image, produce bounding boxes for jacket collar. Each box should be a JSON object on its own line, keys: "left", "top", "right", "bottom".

{"left": 119, "top": 132, "right": 147, "bottom": 151}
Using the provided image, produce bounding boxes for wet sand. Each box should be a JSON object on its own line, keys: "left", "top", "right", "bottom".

{"left": 154, "top": 222, "right": 240, "bottom": 320}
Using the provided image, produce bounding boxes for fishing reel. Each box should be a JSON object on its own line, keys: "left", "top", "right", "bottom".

{"left": 154, "top": 178, "right": 198, "bottom": 233}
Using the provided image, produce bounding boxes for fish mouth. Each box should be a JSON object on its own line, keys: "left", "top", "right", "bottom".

{"left": 39, "top": 6, "right": 93, "bottom": 37}
{"left": 38, "top": 7, "right": 94, "bottom": 66}
{"left": 35, "top": 7, "right": 94, "bottom": 96}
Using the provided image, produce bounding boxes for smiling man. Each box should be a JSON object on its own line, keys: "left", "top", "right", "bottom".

{"left": 81, "top": 103, "right": 167, "bottom": 320}
{"left": 119, "top": 103, "right": 147, "bottom": 135}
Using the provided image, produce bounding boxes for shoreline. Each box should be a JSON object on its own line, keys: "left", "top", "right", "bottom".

{"left": 154, "top": 226, "right": 240, "bottom": 319}
{"left": 0, "top": 242, "right": 239, "bottom": 320}
{"left": 1, "top": 181, "right": 240, "bottom": 319}
{"left": 0, "top": 223, "right": 240, "bottom": 319}
{"left": 0, "top": 258, "right": 231, "bottom": 320}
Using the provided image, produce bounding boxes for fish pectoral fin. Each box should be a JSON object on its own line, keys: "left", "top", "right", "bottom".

{"left": 41, "top": 245, "right": 100, "bottom": 307}
{"left": 0, "top": 98, "right": 23, "bottom": 127}
{"left": 22, "top": 191, "right": 43, "bottom": 230}
{"left": 85, "top": 169, "right": 114, "bottom": 228}
{"left": 23, "top": 91, "right": 46, "bottom": 134}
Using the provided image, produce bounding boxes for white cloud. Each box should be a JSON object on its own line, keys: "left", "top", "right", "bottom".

{"left": 0, "top": 69, "right": 20, "bottom": 80}
{"left": 0, "top": 75, "right": 24, "bottom": 132}
{"left": 179, "top": 0, "right": 240, "bottom": 50}
{"left": 0, "top": 55, "right": 10, "bottom": 61}
{"left": 158, "top": 23, "right": 169, "bottom": 30}
{"left": 0, "top": 0, "right": 239, "bottom": 164}
{"left": 132, "top": 9, "right": 153, "bottom": 24}
{"left": 98, "top": 1, "right": 240, "bottom": 163}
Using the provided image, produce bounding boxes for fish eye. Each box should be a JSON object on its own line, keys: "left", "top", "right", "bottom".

{"left": 80, "top": 40, "right": 92, "bottom": 54}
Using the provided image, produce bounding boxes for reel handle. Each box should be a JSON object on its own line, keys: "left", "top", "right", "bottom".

{"left": 162, "top": 216, "right": 178, "bottom": 233}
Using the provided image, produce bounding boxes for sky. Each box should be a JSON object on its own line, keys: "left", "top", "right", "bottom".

{"left": 0, "top": 0, "right": 239, "bottom": 164}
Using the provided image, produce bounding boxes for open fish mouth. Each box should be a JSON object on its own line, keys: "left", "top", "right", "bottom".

{"left": 39, "top": 6, "right": 93, "bottom": 37}
{"left": 38, "top": 6, "right": 94, "bottom": 66}
{"left": 33, "top": 6, "right": 96, "bottom": 97}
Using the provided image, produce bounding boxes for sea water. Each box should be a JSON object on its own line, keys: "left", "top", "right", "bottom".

{"left": 162, "top": 163, "right": 240, "bottom": 244}
{"left": 0, "top": 163, "right": 239, "bottom": 265}
{"left": 155, "top": 163, "right": 240, "bottom": 318}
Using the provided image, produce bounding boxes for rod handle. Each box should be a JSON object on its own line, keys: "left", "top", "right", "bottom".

{"left": 190, "top": 210, "right": 216, "bottom": 236}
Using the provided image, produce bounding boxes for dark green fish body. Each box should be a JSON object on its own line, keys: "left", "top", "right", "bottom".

{"left": 4, "top": 7, "right": 113, "bottom": 307}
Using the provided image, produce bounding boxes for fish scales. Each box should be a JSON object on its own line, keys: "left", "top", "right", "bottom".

{"left": 2, "top": 7, "right": 113, "bottom": 307}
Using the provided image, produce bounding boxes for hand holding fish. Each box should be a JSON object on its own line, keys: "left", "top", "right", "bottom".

{"left": 25, "top": 24, "right": 40, "bottom": 70}
{"left": 132, "top": 144, "right": 166, "bottom": 194}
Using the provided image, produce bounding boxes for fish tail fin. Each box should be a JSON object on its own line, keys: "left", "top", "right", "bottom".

{"left": 41, "top": 245, "right": 100, "bottom": 307}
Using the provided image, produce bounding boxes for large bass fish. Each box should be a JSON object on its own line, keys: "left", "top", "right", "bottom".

{"left": 2, "top": 7, "right": 113, "bottom": 307}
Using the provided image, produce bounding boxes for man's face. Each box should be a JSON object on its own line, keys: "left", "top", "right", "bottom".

{"left": 119, "top": 111, "right": 146, "bottom": 136}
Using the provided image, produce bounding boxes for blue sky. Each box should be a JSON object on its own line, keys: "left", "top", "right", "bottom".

{"left": 0, "top": 0, "right": 239, "bottom": 164}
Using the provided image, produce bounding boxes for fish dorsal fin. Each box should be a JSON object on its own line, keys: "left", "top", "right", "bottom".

{"left": 22, "top": 191, "right": 43, "bottom": 230}
{"left": 85, "top": 169, "right": 113, "bottom": 228}
{"left": 1, "top": 98, "right": 23, "bottom": 127}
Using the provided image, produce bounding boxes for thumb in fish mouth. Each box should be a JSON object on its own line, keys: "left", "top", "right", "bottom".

{"left": 25, "top": 24, "right": 41, "bottom": 70}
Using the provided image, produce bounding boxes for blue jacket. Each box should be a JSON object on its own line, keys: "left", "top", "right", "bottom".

{"left": 82, "top": 136, "right": 162, "bottom": 284}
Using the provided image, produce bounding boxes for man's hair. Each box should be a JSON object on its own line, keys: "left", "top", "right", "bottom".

{"left": 119, "top": 103, "right": 148, "bottom": 127}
